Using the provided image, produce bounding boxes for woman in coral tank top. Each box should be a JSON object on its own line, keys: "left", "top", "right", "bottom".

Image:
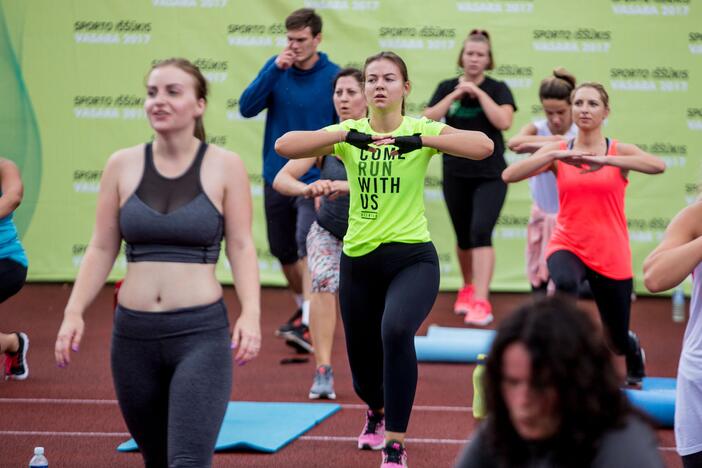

{"left": 502, "top": 82, "right": 665, "bottom": 386}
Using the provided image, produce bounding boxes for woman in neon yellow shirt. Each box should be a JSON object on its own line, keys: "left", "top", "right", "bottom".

{"left": 276, "top": 51, "right": 492, "bottom": 468}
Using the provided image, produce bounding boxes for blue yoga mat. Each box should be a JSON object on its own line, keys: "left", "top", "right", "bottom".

{"left": 642, "top": 376, "right": 676, "bottom": 391}
{"left": 624, "top": 388, "right": 675, "bottom": 427}
{"left": 117, "top": 401, "right": 340, "bottom": 453}
{"left": 415, "top": 327, "right": 495, "bottom": 363}
{"left": 426, "top": 325, "right": 497, "bottom": 342}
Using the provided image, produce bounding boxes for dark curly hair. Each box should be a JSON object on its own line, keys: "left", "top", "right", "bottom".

{"left": 483, "top": 295, "right": 630, "bottom": 468}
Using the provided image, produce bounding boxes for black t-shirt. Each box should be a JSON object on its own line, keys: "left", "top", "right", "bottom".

{"left": 427, "top": 76, "right": 516, "bottom": 179}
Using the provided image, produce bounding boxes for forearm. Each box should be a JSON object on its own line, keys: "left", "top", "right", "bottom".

{"left": 422, "top": 131, "right": 493, "bottom": 160}
{"left": 644, "top": 236, "right": 702, "bottom": 292}
{"left": 239, "top": 62, "right": 283, "bottom": 117}
{"left": 64, "top": 243, "right": 120, "bottom": 317}
{"left": 0, "top": 191, "right": 21, "bottom": 218}
{"left": 508, "top": 135, "right": 562, "bottom": 153}
{"left": 478, "top": 93, "right": 512, "bottom": 130}
{"left": 502, "top": 152, "right": 555, "bottom": 183}
{"left": 227, "top": 239, "right": 261, "bottom": 318}
{"left": 422, "top": 94, "right": 456, "bottom": 120}
{"left": 606, "top": 155, "right": 666, "bottom": 174}
{"left": 272, "top": 170, "right": 308, "bottom": 197}
{"left": 275, "top": 130, "right": 342, "bottom": 159}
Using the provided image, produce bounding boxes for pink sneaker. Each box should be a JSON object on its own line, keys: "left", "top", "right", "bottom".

{"left": 453, "top": 284, "right": 475, "bottom": 315}
{"left": 358, "top": 410, "right": 385, "bottom": 450}
{"left": 381, "top": 440, "right": 408, "bottom": 467}
{"left": 464, "top": 299, "right": 494, "bottom": 326}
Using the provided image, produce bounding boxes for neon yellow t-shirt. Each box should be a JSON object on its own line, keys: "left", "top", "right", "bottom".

{"left": 325, "top": 116, "right": 446, "bottom": 257}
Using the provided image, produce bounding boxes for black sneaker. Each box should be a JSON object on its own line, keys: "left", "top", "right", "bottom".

{"left": 284, "top": 324, "right": 313, "bottom": 354}
{"left": 625, "top": 330, "right": 646, "bottom": 386}
{"left": 275, "top": 308, "right": 303, "bottom": 337}
{"left": 5, "top": 332, "right": 29, "bottom": 381}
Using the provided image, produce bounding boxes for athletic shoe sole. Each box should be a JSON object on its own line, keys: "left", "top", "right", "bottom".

{"left": 308, "top": 390, "right": 337, "bottom": 400}
{"left": 464, "top": 314, "right": 494, "bottom": 327}
{"left": 285, "top": 336, "right": 314, "bottom": 353}
{"left": 358, "top": 441, "right": 385, "bottom": 451}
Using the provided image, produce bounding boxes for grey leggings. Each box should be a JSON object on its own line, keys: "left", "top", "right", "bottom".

{"left": 111, "top": 300, "right": 232, "bottom": 468}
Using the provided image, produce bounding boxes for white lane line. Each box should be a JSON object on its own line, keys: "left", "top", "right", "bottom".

{"left": 0, "top": 431, "right": 130, "bottom": 437}
{"left": 299, "top": 435, "right": 468, "bottom": 445}
{"left": 0, "top": 398, "right": 118, "bottom": 405}
{"left": 0, "top": 431, "right": 678, "bottom": 451}
{"left": 0, "top": 398, "right": 471, "bottom": 412}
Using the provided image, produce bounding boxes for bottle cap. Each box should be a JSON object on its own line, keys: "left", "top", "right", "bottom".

{"left": 477, "top": 353, "right": 486, "bottom": 363}
{"left": 34, "top": 447, "right": 44, "bottom": 455}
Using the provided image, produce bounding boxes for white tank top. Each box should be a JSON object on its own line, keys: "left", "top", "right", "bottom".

{"left": 527, "top": 120, "right": 577, "bottom": 214}
{"left": 680, "top": 262, "right": 702, "bottom": 380}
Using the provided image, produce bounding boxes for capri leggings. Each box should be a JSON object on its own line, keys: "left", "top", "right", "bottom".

{"left": 547, "top": 250, "right": 634, "bottom": 356}
{"left": 306, "top": 221, "right": 343, "bottom": 293}
{"left": 339, "top": 242, "right": 439, "bottom": 432}
{"left": 0, "top": 258, "right": 27, "bottom": 303}
{"left": 442, "top": 175, "right": 507, "bottom": 249}
{"left": 111, "top": 300, "right": 232, "bottom": 468}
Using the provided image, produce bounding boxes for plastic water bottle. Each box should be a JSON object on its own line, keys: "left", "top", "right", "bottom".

{"left": 472, "top": 353, "right": 487, "bottom": 419}
{"left": 29, "top": 447, "right": 48, "bottom": 467}
{"left": 672, "top": 285, "right": 686, "bottom": 323}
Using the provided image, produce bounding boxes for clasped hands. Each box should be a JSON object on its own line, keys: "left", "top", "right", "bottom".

{"left": 345, "top": 129, "right": 423, "bottom": 156}
{"left": 552, "top": 149, "right": 608, "bottom": 173}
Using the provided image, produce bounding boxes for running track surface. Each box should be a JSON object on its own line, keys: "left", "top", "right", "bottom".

{"left": 0, "top": 284, "right": 684, "bottom": 467}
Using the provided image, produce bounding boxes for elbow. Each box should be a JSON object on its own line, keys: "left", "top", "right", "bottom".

{"left": 238, "top": 105, "right": 255, "bottom": 118}
{"left": 274, "top": 137, "right": 291, "bottom": 158}
{"left": 643, "top": 272, "right": 665, "bottom": 293}
{"left": 642, "top": 261, "right": 666, "bottom": 293}
{"left": 501, "top": 168, "right": 515, "bottom": 184}
{"left": 5, "top": 192, "right": 22, "bottom": 210}
{"left": 480, "top": 138, "right": 495, "bottom": 159}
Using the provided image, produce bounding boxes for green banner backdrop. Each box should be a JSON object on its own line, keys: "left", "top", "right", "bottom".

{"left": 1, "top": 0, "right": 699, "bottom": 294}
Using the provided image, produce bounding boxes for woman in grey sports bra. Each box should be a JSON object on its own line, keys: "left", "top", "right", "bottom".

{"left": 54, "top": 58, "right": 260, "bottom": 468}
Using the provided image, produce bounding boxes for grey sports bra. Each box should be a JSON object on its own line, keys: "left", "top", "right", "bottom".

{"left": 118, "top": 142, "right": 223, "bottom": 264}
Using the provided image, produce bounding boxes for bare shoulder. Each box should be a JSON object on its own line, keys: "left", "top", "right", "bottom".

{"left": 106, "top": 144, "right": 144, "bottom": 171}
{"left": 0, "top": 157, "right": 18, "bottom": 171}
{"left": 205, "top": 144, "right": 246, "bottom": 172}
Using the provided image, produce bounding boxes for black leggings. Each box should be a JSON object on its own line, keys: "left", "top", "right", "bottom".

{"left": 0, "top": 258, "right": 27, "bottom": 303}
{"left": 442, "top": 175, "right": 507, "bottom": 249}
{"left": 111, "top": 300, "right": 232, "bottom": 468}
{"left": 683, "top": 451, "right": 702, "bottom": 468}
{"left": 339, "top": 242, "right": 439, "bottom": 432}
{"left": 547, "top": 250, "right": 633, "bottom": 356}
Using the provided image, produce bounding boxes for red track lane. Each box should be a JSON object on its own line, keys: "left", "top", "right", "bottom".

{"left": 0, "top": 284, "right": 684, "bottom": 467}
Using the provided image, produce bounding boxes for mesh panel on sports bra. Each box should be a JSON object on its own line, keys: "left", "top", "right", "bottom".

{"left": 136, "top": 142, "right": 207, "bottom": 214}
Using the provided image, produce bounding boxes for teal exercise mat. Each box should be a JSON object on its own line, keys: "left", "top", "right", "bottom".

{"left": 624, "top": 378, "right": 676, "bottom": 428}
{"left": 641, "top": 376, "right": 676, "bottom": 391}
{"left": 415, "top": 326, "right": 495, "bottom": 363}
{"left": 117, "top": 401, "right": 340, "bottom": 453}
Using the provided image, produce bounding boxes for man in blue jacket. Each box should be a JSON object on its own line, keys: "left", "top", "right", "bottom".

{"left": 239, "top": 8, "right": 339, "bottom": 351}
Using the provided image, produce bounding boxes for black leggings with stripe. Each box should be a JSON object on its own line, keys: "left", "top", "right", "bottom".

{"left": 111, "top": 300, "right": 232, "bottom": 468}
{"left": 339, "top": 242, "right": 440, "bottom": 433}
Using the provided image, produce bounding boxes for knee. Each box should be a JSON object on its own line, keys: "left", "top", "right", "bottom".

{"left": 382, "top": 322, "right": 414, "bottom": 348}
{"left": 469, "top": 230, "right": 493, "bottom": 248}
{"left": 550, "top": 273, "right": 580, "bottom": 296}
